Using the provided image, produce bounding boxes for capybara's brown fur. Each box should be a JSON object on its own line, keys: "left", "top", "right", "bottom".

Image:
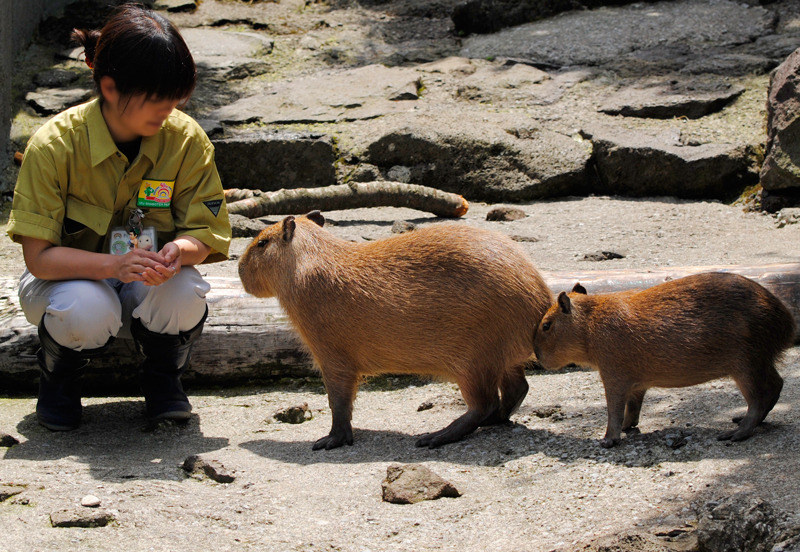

{"left": 533, "top": 272, "right": 796, "bottom": 448}
{"left": 238, "top": 211, "right": 553, "bottom": 450}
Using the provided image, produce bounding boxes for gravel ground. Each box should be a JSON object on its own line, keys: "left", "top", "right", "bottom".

{"left": 3, "top": 197, "right": 800, "bottom": 551}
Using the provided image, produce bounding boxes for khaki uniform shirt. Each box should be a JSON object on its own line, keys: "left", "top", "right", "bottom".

{"left": 8, "top": 98, "right": 231, "bottom": 263}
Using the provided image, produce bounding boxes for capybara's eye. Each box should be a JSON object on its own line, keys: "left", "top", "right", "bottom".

{"left": 542, "top": 321, "right": 551, "bottom": 331}
{"left": 257, "top": 238, "right": 268, "bottom": 247}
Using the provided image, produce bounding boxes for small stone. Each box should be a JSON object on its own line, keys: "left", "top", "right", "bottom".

{"left": 381, "top": 464, "right": 461, "bottom": 504}
{"left": 81, "top": 495, "right": 101, "bottom": 508}
{"left": 582, "top": 251, "right": 625, "bottom": 261}
{"left": 272, "top": 403, "right": 311, "bottom": 424}
{"left": 50, "top": 508, "right": 115, "bottom": 528}
{"left": 486, "top": 207, "right": 527, "bottom": 221}
{"left": 0, "top": 484, "right": 26, "bottom": 502}
{"left": 0, "top": 433, "right": 20, "bottom": 447}
{"left": 388, "top": 80, "right": 420, "bottom": 101}
{"left": 182, "top": 455, "right": 236, "bottom": 484}
{"left": 387, "top": 165, "right": 411, "bottom": 183}
{"left": 391, "top": 220, "right": 417, "bottom": 234}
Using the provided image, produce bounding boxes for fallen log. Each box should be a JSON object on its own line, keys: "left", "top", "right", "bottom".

{"left": 225, "top": 181, "right": 470, "bottom": 219}
{"left": 2, "top": 263, "right": 799, "bottom": 393}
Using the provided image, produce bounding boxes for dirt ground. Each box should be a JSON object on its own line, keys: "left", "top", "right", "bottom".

{"left": 4, "top": 0, "right": 800, "bottom": 550}
{"left": 3, "top": 197, "right": 800, "bottom": 552}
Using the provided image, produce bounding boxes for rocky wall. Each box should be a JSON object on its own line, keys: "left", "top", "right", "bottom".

{"left": 0, "top": 0, "right": 76, "bottom": 193}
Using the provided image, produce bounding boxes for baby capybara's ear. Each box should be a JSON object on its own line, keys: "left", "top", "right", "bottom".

{"left": 282, "top": 216, "right": 297, "bottom": 242}
{"left": 558, "top": 291, "right": 572, "bottom": 314}
{"left": 572, "top": 283, "right": 587, "bottom": 295}
{"left": 306, "top": 210, "right": 325, "bottom": 227}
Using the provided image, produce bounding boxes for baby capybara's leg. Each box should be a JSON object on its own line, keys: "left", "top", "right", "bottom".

{"left": 313, "top": 367, "right": 359, "bottom": 450}
{"left": 719, "top": 363, "right": 783, "bottom": 442}
{"left": 480, "top": 363, "right": 528, "bottom": 427}
{"left": 622, "top": 388, "right": 647, "bottom": 432}
{"left": 416, "top": 374, "right": 500, "bottom": 448}
{"left": 600, "top": 379, "right": 629, "bottom": 448}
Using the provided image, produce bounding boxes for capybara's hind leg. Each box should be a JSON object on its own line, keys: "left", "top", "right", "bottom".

{"left": 719, "top": 364, "right": 783, "bottom": 442}
{"left": 313, "top": 367, "right": 359, "bottom": 450}
{"left": 622, "top": 388, "right": 647, "bottom": 433}
{"left": 416, "top": 374, "right": 500, "bottom": 448}
{"left": 480, "top": 364, "right": 528, "bottom": 427}
{"left": 601, "top": 380, "right": 630, "bottom": 448}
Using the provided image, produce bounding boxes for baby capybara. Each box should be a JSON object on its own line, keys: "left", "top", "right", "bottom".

{"left": 238, "top": 211, "right": 553, "bottom": 450}
{"left": 533, "top": 272, "right": 795, "bottom": 448}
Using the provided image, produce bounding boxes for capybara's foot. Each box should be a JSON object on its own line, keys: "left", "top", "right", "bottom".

{"left": 416, "top": 411, "right": 484, "bottom": 448}
{"left": 312, "top": 429, "right": 353, "bottom": 450}
{"left": 623, "top": 426, "right": 641, "bottom": 435}
{"left": 478, "top": 409, "right": 509, "bottom": 427}
{"left": 716, "top": 428, "right": 754, "bottom": 442}
{"left": 415, "top": 429, "right": 458, "bottom": 449}
{"left": 600, "top": 436, "right": 620, "bottom": 448}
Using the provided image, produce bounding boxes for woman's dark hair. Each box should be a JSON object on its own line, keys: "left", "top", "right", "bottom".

{"left": 71, "top": 4, "right": 196, "bottom": 104}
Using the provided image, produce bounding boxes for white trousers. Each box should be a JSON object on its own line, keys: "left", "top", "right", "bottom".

{"left": 18, "top": 267, "right": 211, "bottom": 351}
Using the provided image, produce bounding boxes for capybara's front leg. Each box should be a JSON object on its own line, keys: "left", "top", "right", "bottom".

{"left": 601, "top": 381, "right": 628, "bottom": 448}
{"left": 313, "top": 368, "right": 358, "bottom": 450}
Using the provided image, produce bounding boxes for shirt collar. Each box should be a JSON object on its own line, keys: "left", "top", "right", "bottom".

{"left": 87, "top": 99, "right": 120, "bottom": 167}
{"left": 87, "top": 98, "right": 162, "bottom": 167}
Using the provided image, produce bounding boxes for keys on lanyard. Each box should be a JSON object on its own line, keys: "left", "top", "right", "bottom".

{"left": 126, "top": 208, "right": 145, "bottom": 243}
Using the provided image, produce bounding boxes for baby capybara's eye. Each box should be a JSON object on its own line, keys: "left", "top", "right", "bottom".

{"left": 257, "top": 239, "right": 268, "bottom": 247}
{"left": 542, "top": 321, "right": 551, "bottom": 331}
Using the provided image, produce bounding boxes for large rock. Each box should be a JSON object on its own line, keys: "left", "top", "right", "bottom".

{"left": 213, "top": 130, "right": 337, "bottom": 191}
{"left": 598, "top": 78, "right": 745, "bottom": 120}
{"left": 180, "top": 28, "right": 273, "bottom": 81}
{"left": 209, "top": 64, "right": 422, "bottom": 125}
{"left": 585, "top": 126, "right": 757, "bottom": 198}
{"left": 760, "top": 47, "right": 800, "bottom": 192}
{"left": 459, "top": 0, "right": 775, "bottom": 72}
{"left": 364, "top": 121, "right": 594, "bottom": 201}
{"left": 695, "top": 494, "right": 782, "bottom": 552}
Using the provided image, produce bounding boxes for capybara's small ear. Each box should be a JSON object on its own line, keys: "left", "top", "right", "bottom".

{"left": 282, "top": 216, "right": 296, "bottom": 242}
{"left": 572, "top": 283, "right": 587, "bottom": 295}
{"left": 306, "top": 210, "right": 325, "bottom": 227}
{"left": 557, "top": 291, "right": 572, "bottom": 314}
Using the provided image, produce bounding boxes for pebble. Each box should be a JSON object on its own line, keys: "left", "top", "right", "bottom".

{"left": 81, "top": 495, "right": 101, "bottom": 508}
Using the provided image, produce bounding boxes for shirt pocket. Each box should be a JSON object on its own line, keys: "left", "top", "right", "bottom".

{"left": 62, "top": 197, "right": 111, "bottom": 250}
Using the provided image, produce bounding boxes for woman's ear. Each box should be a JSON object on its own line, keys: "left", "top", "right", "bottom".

{"left": 99, "top": 75, "right": 119, "bottom": 105}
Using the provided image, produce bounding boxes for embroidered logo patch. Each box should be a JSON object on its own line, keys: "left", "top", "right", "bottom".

{"left": 137, "top": 179, "right": 175, "bottom": 208}
{"left": 203, "top": 199, "right": 223, "bottom": 217}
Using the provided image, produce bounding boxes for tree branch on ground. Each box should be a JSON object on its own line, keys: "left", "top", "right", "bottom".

{"left": 224, "top": 181, "right": 470, "bottom": 218}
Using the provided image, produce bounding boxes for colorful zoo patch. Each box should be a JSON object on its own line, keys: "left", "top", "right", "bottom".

{"left": 137, "top": 179, "right": 175, "bottom": 208}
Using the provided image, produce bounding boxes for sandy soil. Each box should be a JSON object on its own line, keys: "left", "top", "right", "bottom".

{"left": 3, "top": 0, "right": 800, "bottom": 549}
{"left": 3, "top": 197, "right": 800, "bottom": 551}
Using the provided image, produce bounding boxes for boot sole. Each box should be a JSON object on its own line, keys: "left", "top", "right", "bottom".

{"left": 37, "top": 417, "right": 79, "bottom": 431}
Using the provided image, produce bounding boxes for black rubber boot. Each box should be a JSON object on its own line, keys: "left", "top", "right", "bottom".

{"left": 36, "top": 322, "right": 114, "bottom": 431}
{"left": 131, "top": 308, "right": 207, "bottom": 422}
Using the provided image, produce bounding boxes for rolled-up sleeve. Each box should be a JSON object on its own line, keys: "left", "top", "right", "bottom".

{"left": 7, "top": 143, "right": 66, "bottom": 245}
{"left": 171, "top": 141, "right": 231, "bottom": 263}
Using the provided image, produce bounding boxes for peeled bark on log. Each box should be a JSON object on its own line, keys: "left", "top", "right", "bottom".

{"left": 225, "top": 181, "right": 470, "bottom": 219}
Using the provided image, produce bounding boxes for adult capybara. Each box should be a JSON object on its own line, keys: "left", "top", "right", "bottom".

{"left": 533, "top": 272, "right": 796, "bottom": 448}
{"left": 238, "top": 211, "right": 553, "bottom": 450}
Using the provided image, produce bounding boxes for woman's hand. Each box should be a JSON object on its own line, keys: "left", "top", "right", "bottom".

{"left": 115, "top": 247, "right": 172, "bottom": 284}
{"left": 140, "top": 241, "right": 180, "bottom": 286}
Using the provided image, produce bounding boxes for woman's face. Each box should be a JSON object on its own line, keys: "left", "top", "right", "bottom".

{"left": 100, "top": 76, "right": 182, "bottom": 142}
